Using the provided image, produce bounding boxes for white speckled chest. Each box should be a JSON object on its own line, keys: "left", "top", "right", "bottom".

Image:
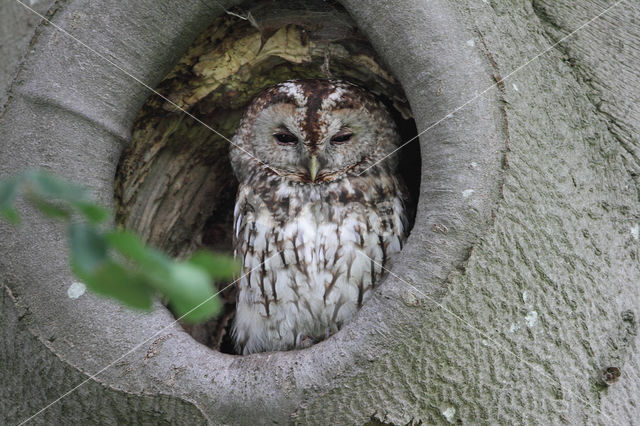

{"left": 231, "top": 171, "right": 407, "bottom": 354}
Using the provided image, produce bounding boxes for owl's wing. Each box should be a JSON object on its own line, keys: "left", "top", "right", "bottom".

{"left": 233, "top": 184, "right": 272, "bottom": 270}
{"left": 233, "top": 185, "right": 250, "bottom": 256}
{"left": 232, "top": 183, "right": 284, "bottom": 352}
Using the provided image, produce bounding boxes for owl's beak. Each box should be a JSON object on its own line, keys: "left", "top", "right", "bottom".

{"left": 309, "top": 155, "right": 320, "bottom": 182}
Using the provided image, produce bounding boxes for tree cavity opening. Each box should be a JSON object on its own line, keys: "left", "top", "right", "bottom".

{"left": 114, "top": 0, "right": 420, "bottom": 354}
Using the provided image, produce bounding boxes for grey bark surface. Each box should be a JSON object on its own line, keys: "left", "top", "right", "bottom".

{"left": 0, "top": 0, "right": 55, "bottom": 108}
{"left": 0, "top": 0, "right": 638, "bottom": 425}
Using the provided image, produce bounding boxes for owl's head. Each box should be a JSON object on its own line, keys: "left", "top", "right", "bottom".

{"left": 230, "top": 79, "right": 400, "bottom": 183}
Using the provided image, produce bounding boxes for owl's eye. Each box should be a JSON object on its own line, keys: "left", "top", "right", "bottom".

{"left": 330, "top": 132, "right": 353, "bottom": 144}
{"left": 273, "top": 131, "right": 298, "bottom": 145}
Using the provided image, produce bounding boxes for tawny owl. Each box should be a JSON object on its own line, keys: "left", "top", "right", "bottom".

{"left": 229, "top": 79, "right": 408, "bottom": 354}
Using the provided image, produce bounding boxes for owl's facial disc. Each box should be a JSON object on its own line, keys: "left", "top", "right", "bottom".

{"left": 235, "top": 80, "right": 399, "bottom": 183}
{"left": 250, "top": 106, "right": 378, "bottom": 183}
{"left": 270, "top": 126, "right": 319, "bottom": 180}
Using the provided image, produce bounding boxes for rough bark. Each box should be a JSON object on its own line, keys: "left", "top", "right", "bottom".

{"left": 0, "top": 0, "right": 638, "bottom": 425}
{"left": 0, "top": 0, "right": 55, "bottom": 108}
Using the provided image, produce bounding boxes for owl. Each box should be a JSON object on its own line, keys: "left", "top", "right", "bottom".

{"left": 229, "top": 79, "right": 409, "bottom": 355}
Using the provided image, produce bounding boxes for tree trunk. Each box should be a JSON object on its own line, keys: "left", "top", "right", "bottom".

{"left": 1, "top": 0, "right": 638, "bottom": 424}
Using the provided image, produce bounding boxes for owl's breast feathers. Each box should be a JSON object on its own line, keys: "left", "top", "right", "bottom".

{"left": 231, "top": 170, "right": 408, "bottom": 354}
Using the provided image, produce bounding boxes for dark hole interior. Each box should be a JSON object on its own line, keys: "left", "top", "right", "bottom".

{"left": 114, "top": 0, "right": 421, "bottom": 355}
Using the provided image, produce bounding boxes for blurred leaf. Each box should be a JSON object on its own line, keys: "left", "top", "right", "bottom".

{"left": 29, "top": 196, "right": 72, "bottom": 219}
{"left": 105, "top": 230, "right": 145, "bottom": 259}
{"left": 79, "top": 260, "right": 153, "bottom": 310}
{"left": 188, "top": 250, "right": 239, "bottom": 280}
{"left": 29, "top": 171, "right": 88, "bottom": 202}
{"left": 73, "top": 201, "right": 110, "bottom": 224}
{"left": 107, "top": 233, "right": 224, "bottom": 321}
{"left": 69, "top": 222, "right": 108, "bottom": 275}
{"left": 0, "top": 176, "right": 20, "bottom": 208}
{"left": 0, "top": 207, "right": 20, "bottom": 224}
{"left": 161, "top": 262, "right": 221, "bottom": 323}
{"left": 106, "top": 230, "right": 169, "bottom": 270}
{"left": 2, "top": 170, "right": 228, "bottom": 323}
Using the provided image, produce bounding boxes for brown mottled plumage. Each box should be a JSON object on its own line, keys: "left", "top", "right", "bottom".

{"left": 230, "top": 79, "right": 408, "bottom": 354}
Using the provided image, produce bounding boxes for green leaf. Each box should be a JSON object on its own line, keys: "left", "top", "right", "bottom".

{"left": 106, "top": 230, "right": 169, "bottom": 270}
{"left": 78, "top": 260, "right": 153, "bottom": 310}
{"left": 105, "top": 230, "right": 145, "bottom": 259}
{"left": 2, "top": 170, "right": 226, "bottom": 322}
{"left": 187, "top": 250, "right": 239, "bottom": 280}
{"left": 69, "top": 222, "right": 108, "bottom": 275}
{"left": 29, "top": 171, "right": 88, "bottom": 202}
{"left": 0, "top": 176, "right": 20, "bottom": 209}
{"left": 29, "top": 196, "right": 72, "bottom": 219}
{"left": 73, "top": 201, "right": 110, "bottom": 224}
{"left": 159, "top": 262, "right": 221, "bottom": 323}
{"left": 0, "top": 207, "right": 20, "bottom": 224}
